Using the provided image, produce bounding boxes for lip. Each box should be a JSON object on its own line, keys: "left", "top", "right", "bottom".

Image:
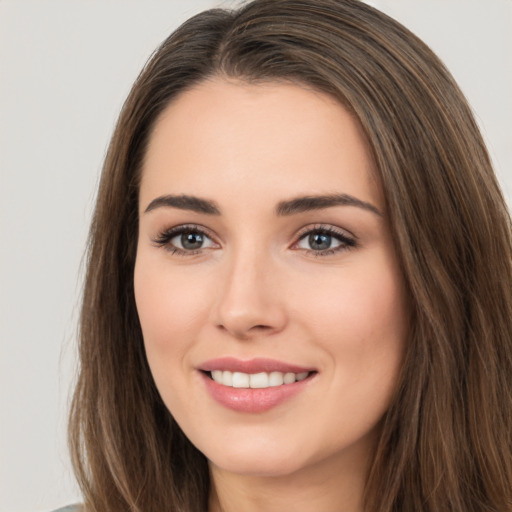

{"left": 198, "top": 357, "right": 317, "bottom": 413}
{"left": 199, "top": 357, "right": 314, "bottom": 374}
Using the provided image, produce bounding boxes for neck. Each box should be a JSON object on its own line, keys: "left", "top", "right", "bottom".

{"left": 208, "top": 448, "right": 370, "bottom": 512}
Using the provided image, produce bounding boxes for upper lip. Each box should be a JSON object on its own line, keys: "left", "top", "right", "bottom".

{"left": 199, "top": 357, "right": 315, "bottom": 374}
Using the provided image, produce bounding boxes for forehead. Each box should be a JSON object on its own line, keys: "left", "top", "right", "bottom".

{"left": 140, "top": 78, "right": 382, "bottom": 211}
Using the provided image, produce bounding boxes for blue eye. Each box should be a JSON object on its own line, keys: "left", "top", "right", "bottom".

{"left": 296, "top": 226, "right": 356, "bottom": 255}
{"left": 305, "top": 232, "right": 336, "bottom": 251}
{"left": 153, "top": 225, "right": 216, "bottom": 254}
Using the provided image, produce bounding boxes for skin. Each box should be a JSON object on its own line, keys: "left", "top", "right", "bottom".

{"left": 134, "top": 78, "right": 409, "bottom": 512}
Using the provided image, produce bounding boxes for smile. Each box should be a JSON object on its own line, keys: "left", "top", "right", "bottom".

{"left": 199, "top": 358, "right": 317, "bottom": 413}
{"left": 210, "top": 370, "right": 310, "bottom": 388}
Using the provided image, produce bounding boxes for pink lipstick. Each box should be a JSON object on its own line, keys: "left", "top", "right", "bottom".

{"left": 198, "top": 357, "right": 316, "bottom": 413}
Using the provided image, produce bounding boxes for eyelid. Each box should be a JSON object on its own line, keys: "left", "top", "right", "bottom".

{"left": 291, "top": 223, "right": 357, "bottom": 255}
{"left": 294, "top": 223, "right": 356, "bottom": 241}
{"left": 151, "top": 223, "right": 220, "bottom": 254}
{"left": 150, "top": 222, "right": 357, "bottom": 257}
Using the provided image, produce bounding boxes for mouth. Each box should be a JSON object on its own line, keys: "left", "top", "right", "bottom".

{"left": 205, "top": 369, "right": 314, "bottom": 388}
{"left": 198, "top": 357, "right": 317, "bottom": 413}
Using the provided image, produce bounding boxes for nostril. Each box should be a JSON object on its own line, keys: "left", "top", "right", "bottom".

{"left": 249, "top": 324, "right": 275, "bottom": 334}
{"left": 215, "top": 322, "right": 276, "bottom": 340}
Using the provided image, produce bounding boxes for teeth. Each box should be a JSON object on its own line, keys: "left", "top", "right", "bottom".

{"left": 249, "top": 372, "right": 268, "bottom": 388}
{"left": 223, "top": 370, "right": 233, "bottom": 386}
{"left": 232, "top": 372, "right": 249, "bottom": 388}
{"left": 283, "top": 372, "right": 295, "bottom": 384}
{"left": 269, "top": 371, "right": 284, "bottom": 386}
{"left": 210, "top": 370, "right": 311, "bottom": 388}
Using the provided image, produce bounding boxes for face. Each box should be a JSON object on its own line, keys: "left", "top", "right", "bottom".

{"left": 134, "top": 78, "right": 408, "bottom": 481}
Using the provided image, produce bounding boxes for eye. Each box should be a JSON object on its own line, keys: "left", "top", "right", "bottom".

{"left": 294, "top": 225, "right": 356, "bottom": 255}
{"left": 152, "top": 225, "right": 217, "bottom": 255}
{"left": 172, "top": 231, "right": 214, "bottom": 250}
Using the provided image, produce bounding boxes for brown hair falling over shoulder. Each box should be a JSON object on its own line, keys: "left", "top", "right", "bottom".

{"left": 69, "top": 1, "right": 512, "bottom": 511}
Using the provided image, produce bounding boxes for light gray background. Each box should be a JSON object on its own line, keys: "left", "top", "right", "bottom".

{"left": 1, "top": 1, "right": 510, "bottom": 511}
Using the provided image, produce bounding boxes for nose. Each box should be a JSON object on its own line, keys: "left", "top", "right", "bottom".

{"left": 213, "top": 246, "right": 288, "bottom": 340}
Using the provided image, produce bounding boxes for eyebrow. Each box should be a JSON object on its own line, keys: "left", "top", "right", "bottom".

{"left": 144, "top": 192, "right": 382, "bottom": 217}
{"left": 276, "top": 194, "right": 382, "bottom": 217}
{"left": 144, "top": 194, "right": 220, "bottom": 215}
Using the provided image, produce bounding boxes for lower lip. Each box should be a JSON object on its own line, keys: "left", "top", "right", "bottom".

{"left": 200, "top": 372, "right": 313, "bottom": 413}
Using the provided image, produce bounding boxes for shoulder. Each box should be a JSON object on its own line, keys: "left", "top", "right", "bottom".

{"left": 49, "top": 506, "right": 83, "bottom": 512}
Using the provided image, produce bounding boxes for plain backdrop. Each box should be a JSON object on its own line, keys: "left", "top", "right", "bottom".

{"left": 0, "top": 1, "right": 511, "bottom": 511}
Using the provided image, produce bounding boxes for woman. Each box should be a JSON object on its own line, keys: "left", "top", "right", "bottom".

{"left": 66, "top": 0, "right": 512, "bottom": 511}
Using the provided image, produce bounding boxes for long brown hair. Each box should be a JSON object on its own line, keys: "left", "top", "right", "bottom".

{"left": 69, "top": 1, "right": 512, "bottom": 510}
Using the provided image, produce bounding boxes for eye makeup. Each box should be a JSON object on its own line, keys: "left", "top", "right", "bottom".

{"left": 293, "top": 223, "right": 357, "bottom": 257}
{"left": 151, "top": 222, "right": 357, "bottom": 258}
{"left": 151, "top": 224, "right": 218, "bottom": 256}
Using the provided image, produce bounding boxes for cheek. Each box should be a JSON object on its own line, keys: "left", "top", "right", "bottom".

{"left": 133, "top": 253, "right": 210, "bottom": 375}
{"left": 298, "top": 253, "right": 407, "bottom": 374}
{"left": 300, "top": 258, "right": 407, "bottom": 440}
{"left": 135, "top": 253, "right": 207, "bottom": 336}
{"left": 133, "top": 254, "right": 214, "bottom": 417}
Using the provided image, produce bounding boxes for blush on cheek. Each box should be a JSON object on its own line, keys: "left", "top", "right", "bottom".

{"left": 304, "top": 265, "right": 406, "bottom": 367}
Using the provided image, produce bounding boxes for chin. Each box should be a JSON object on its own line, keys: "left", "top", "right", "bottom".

{"left": 201, "top": 435, "right": 317, "bottom": 478}
{"left": 210, "top": 453, "right": 305, "bottom": 478}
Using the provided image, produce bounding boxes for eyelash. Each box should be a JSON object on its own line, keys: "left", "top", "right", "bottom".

{"left": 151, "top": 224, "right": 216, "bottom": 256}
{"left": 294, "top": 224, "right": 357, "bottom": 257}
{"left": 151, "top": 223, "right": 357, "bottom": 257}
